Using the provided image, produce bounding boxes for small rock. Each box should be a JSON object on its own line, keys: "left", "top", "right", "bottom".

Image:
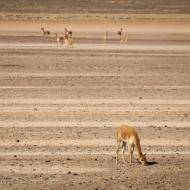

{"left": 184, "top": 113, "right": 188, "bottom": 117}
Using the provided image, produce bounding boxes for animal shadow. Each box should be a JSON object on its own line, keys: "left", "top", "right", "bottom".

{"left": 146, "top": 161, "right": 158, "bottom": 166}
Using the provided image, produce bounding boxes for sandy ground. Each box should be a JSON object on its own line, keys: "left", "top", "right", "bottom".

{"left": 0, "top": 19, "right": 190, "bottom": 190}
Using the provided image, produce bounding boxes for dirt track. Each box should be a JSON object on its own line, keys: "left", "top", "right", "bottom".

{"left": 0, "top": 21, "right": 190, "bottom": 190}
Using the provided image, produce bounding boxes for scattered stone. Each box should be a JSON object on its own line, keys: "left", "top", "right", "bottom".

{"left": 19, "top": 164, "right": 24, "bottom": 167}
{"left": 67, "top": 171, "right": 71, "bottom": 174}
{"left": 16, "top": 139, "right": 20, "bottom": 143}
{"left": 34, "top": 108, "right": 38, "bottom": 111}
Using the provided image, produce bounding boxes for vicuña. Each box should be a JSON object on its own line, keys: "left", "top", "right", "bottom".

{"left": 116, "top": 125, "right": 147, "bottom": 165}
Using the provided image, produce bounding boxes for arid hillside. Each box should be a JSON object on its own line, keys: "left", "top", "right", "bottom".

{"left": 0, "top": 0, "right": 190, "bottom": 14}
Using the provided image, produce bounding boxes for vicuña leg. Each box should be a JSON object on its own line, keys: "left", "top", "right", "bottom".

{"left": 121, "top": 141, "right": 127, "bottom": 163}
{"left": 116, "top": 141, "right": 121, "bottom": 164}
{"left": 128, "top": 144, "right": 134, "bottom": 163}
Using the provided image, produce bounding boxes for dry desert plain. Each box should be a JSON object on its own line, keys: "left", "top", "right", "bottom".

{"left": 0, "top": 15, "right": 190, "bottom": 190}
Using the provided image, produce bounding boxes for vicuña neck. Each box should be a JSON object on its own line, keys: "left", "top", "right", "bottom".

{"left": 135, "top": 135, "right": 143, "bottom": 158}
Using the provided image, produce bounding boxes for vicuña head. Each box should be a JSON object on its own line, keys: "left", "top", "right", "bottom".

{"left": 116, "top": 125, "right": 147, "bottom": 165}
{"left": 138, "top": 153, "right": 147, "bottom": 165}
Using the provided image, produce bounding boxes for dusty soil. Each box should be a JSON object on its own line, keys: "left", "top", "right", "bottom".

{"left": 0, "top": 19, "right": 190, "bottom": 190}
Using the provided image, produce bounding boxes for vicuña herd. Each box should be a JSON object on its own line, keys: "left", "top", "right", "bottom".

{"left": 41, "top": 27, "right": 73, "bottom": 48}
{"left": 41, "top": 26, "right": 128, "bottom": 47}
